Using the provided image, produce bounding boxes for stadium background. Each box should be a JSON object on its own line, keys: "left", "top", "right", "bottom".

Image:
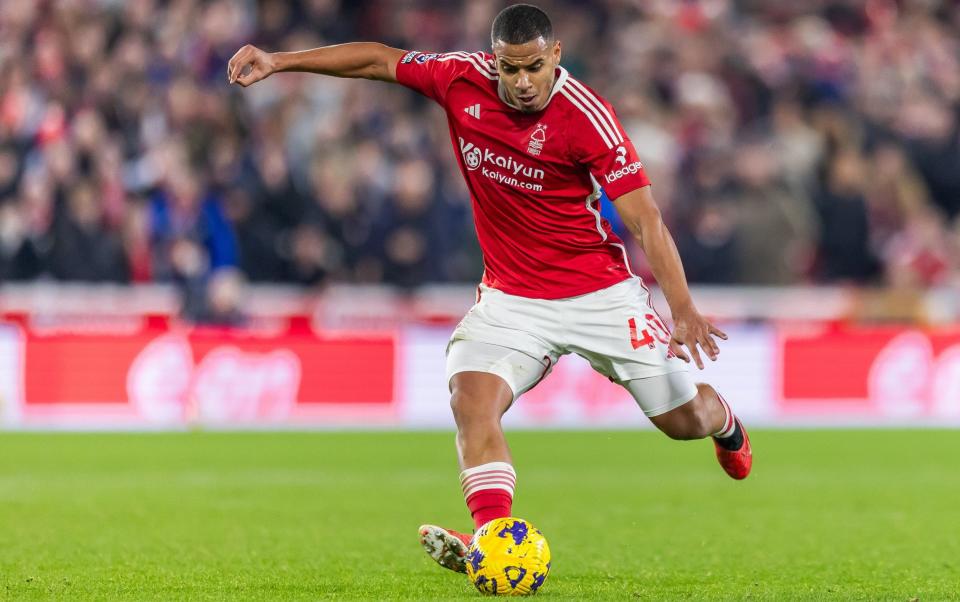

{"left": 0, "top": 0, "right": 959, "bottom": 428}
{"left": 2, "top": 2, "right": 959, "bottom": 600}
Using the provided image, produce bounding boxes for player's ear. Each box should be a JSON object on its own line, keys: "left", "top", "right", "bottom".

{"left": 552, "top": 40, "right": 561, "bottom": 64}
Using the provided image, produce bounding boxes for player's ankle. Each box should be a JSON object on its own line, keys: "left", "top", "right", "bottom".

{"left": 711, "top": 392, "right": 743, "bottom": 450}
{"left": 713, "top": 420, "right": 744, "bottom": 451}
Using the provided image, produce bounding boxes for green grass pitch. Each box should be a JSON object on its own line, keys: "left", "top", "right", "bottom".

{"left": 0, "top": 430, "right": 956, "bottom": 600}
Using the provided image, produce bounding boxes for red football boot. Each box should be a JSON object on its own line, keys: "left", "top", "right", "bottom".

{"left": 713, "top": 418, "right": 752, "bottom": 480}
{"left": 419, "top": 525, "right": 473, "bottom": 573}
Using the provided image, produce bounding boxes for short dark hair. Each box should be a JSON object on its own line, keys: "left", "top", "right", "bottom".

{"left": 491, "top": 4, "right": 553, "bottom": 46}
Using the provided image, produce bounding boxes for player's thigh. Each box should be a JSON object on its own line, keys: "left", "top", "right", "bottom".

{"left": 567, "top": 278, "right": 687, "bottom": 383}
{"left": 450, "top": 284, "right": 562, "bottom": 364}
{"left": 621, "top": 370, "right": 698, "bottom": 418}
{"left": 446, "top": 340, "right": 553, "bottom": 411}
{"left": 446, "top": 284, "right": 562, "bottom": 409}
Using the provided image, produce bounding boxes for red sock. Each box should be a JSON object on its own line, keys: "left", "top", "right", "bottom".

{"left": 466, "top": 490, "right": 513, "bottom": 529}
{"left": 460, "top": 462, "right": 515, "bottom": 530}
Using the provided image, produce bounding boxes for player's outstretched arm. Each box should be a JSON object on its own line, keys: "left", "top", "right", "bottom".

{"left": 613, "top": 186, "right": 727, "bottom": 369}
{"left": 227, "top": 43, "right": 407, "bottom": 87}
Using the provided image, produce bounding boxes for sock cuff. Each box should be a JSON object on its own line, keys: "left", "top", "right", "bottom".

{"left": 713, "top": 393, "right": 737, "bottom": 438}
{"left": 460, "top": 461, "right": 515, "bottom": 479}
{"left": 460, "top": 462, "right": 516, "bottom": 498}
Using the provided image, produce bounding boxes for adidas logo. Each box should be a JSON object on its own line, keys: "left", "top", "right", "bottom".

{"left": 464, "top": 104, "right": 481, "bottom": 119}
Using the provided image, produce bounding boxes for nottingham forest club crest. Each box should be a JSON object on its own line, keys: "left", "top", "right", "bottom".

{"left": 527, "top": 124, "right": 547, "bottom": 156}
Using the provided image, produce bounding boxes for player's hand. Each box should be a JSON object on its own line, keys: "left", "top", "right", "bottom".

{"left": 668, "top": 307, "right": 727, "bottom": 370}
{"left": 227, "top": 44, "right": 277, "bottom": 87}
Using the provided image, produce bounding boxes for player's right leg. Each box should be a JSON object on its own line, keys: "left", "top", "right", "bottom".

{"left": 630, "top": 376, "right": 752, "bottom": 479}
{"left": 562, "top": 278, "right": 751, "bottom": 479}
{"left": 419, "top": 341, "right": 552, "bottom": 573}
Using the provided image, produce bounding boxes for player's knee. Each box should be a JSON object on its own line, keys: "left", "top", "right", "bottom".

{"left": 449, "top": 372, "right": 513, "bottom": 423}
{"left": 449, "top": 391, "right": 469, "bottom": 424}
{"left": 449, "top": 390, "right": 502, "bottom": 425}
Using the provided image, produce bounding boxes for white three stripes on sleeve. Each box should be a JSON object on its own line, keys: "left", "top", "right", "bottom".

{"left": 560, "top": 77, "right": 623, "bottom": 149}
{"left": 436, "top": 52, "right": 498, "bottom": 80}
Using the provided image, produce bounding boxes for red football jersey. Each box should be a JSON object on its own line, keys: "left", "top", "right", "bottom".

{"left": 396, "top": 50, "right": 651, "bottom": 299}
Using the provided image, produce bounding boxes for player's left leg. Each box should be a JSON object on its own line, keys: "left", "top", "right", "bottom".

{"left": 627, "top": 375, "right": 752, "bottom": 479}
{"left": 419, "top": 368, "right": 514, "bottom": 574}
{"left": 420, "top": 340, "right": 554, "bottom": 574}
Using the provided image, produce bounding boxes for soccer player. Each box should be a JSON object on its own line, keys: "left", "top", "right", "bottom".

{"left": 228, "top": 2, "right": 752, "bottom": 575}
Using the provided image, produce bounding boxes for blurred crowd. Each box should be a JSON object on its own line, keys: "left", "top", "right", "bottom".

{"left": 1, "top": 0, "right": 959, "bottom": 320}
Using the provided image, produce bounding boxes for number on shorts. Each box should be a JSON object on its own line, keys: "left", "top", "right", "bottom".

{"left": 645, "top": 313, "right": 672, "bottom": 344}
{"left": 628, "top": 314, "right": 672, "bottom": 350}
{"left": 628, "top": 317, "right": 654, "bottom": 349}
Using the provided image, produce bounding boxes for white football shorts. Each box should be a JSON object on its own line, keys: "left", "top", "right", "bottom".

{"left": 446, "top": 277, "right": 697, "bottom": 417}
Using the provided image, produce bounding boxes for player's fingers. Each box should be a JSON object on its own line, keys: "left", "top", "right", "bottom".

{"left": 698, "top": 335, "right": 717, "bottom": 361}
{"left": 688, "top": 342, "right": 704, "bottom": 370}
{"left": 670, "top": 339, "right": 689, "bottom": 363}
{"left": 235, "top": 66, "right": 262, "bottom": 87}
{"left": 231, "top": 56, "right": 257, "bottom": 84}
{"left": 701, "top": 333, "right": 719, "bottom": 359}
{"left": 229, "top": 46, "right": 255, "bottom": 81}
{"left": 227, "top": 53, "right": 246, "bottom": 83}
{"left": 709, "top": 323, "right": 728, "bottom": 340}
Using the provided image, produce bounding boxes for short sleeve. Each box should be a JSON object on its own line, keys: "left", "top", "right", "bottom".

{"left": 395, "top": 51, "right": 464, "bottom": 105}
{"left": 566, "top": 84, "right": 651, "bottom": 200}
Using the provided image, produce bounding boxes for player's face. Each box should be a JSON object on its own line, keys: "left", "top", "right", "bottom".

{"left": 493, "top": 37, "right": 561, "bottom": 113}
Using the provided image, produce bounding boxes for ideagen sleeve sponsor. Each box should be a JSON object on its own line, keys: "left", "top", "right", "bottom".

{"left": 603, "top": 160, "right": 644, "bottom": 184}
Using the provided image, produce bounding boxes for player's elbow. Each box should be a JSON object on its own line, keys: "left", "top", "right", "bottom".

{"left": 361, "top": 44, "right": 402, "bottom": 81}
{"left": 356, "top": 65, "right": 385, "bottom": 80}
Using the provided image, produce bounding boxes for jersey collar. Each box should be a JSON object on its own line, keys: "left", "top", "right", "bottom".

{"left": 497, "top": 65, "right": 569, "bottom": 112}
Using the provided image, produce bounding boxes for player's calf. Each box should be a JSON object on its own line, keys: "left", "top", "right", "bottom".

{"left": 649, "top": 384, "right": 722, "bottom": 440}
{"left": 650, "top": 383, "right": 752, "bottom": 479}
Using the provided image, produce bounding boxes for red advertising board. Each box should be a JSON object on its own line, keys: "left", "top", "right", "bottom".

{"left": 9, "top": 323, "right": 396, "bottom": 426}
{"left": 780, "top": 326, "right": 960, "bottom": 418}
{"left": 3, "top": 319, "right": 960, "bottom": 428}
